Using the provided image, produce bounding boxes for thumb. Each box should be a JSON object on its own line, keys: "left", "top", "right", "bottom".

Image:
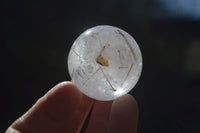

{"left": 6, "top": 81, "right": 82, "bottom": 133}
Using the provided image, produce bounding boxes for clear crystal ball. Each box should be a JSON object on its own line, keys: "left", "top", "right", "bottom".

{"left": 68, "top": 25, "right": 142, "bottom": 101}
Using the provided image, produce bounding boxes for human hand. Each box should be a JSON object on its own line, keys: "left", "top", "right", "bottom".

{"left": 6, "top": 81, "right": 138, "bottom": 133}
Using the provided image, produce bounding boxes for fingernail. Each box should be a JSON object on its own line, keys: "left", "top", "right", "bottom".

{"left": 5, "top": 128, "right": 21, "bottom": 133}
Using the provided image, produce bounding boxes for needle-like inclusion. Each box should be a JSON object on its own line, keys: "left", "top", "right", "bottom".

{"left": 68, "top": 25, "right": 142, "bottom": 101}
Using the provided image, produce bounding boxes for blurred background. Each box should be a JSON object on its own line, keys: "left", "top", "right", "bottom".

{"left": 1, "top": 0, "right": 200, "bottom": 132}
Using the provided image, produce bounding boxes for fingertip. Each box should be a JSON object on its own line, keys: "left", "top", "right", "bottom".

{"left": 120, "top": 94, "right": 138, "bottom": 111}
{"left": 10, "top": 81, "right": 82, "bottom": 133}
{"left": 108, "top": 94, "right": 139, "bottom": 133}
{"left": 42, "top": 81, "right": 82, "bottom": 122}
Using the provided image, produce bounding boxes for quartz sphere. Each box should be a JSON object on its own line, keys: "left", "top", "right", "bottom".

{"left": 68, "top": 25, "right": 142, "bottom": 101}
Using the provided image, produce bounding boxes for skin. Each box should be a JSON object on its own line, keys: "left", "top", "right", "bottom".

{"left": 6, "top": 81, "right": 138, "bottom": 133}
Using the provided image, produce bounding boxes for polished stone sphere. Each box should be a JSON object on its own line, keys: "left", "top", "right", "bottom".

{"left": 68, "top": 25, "right": 142, "bottom": 101}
